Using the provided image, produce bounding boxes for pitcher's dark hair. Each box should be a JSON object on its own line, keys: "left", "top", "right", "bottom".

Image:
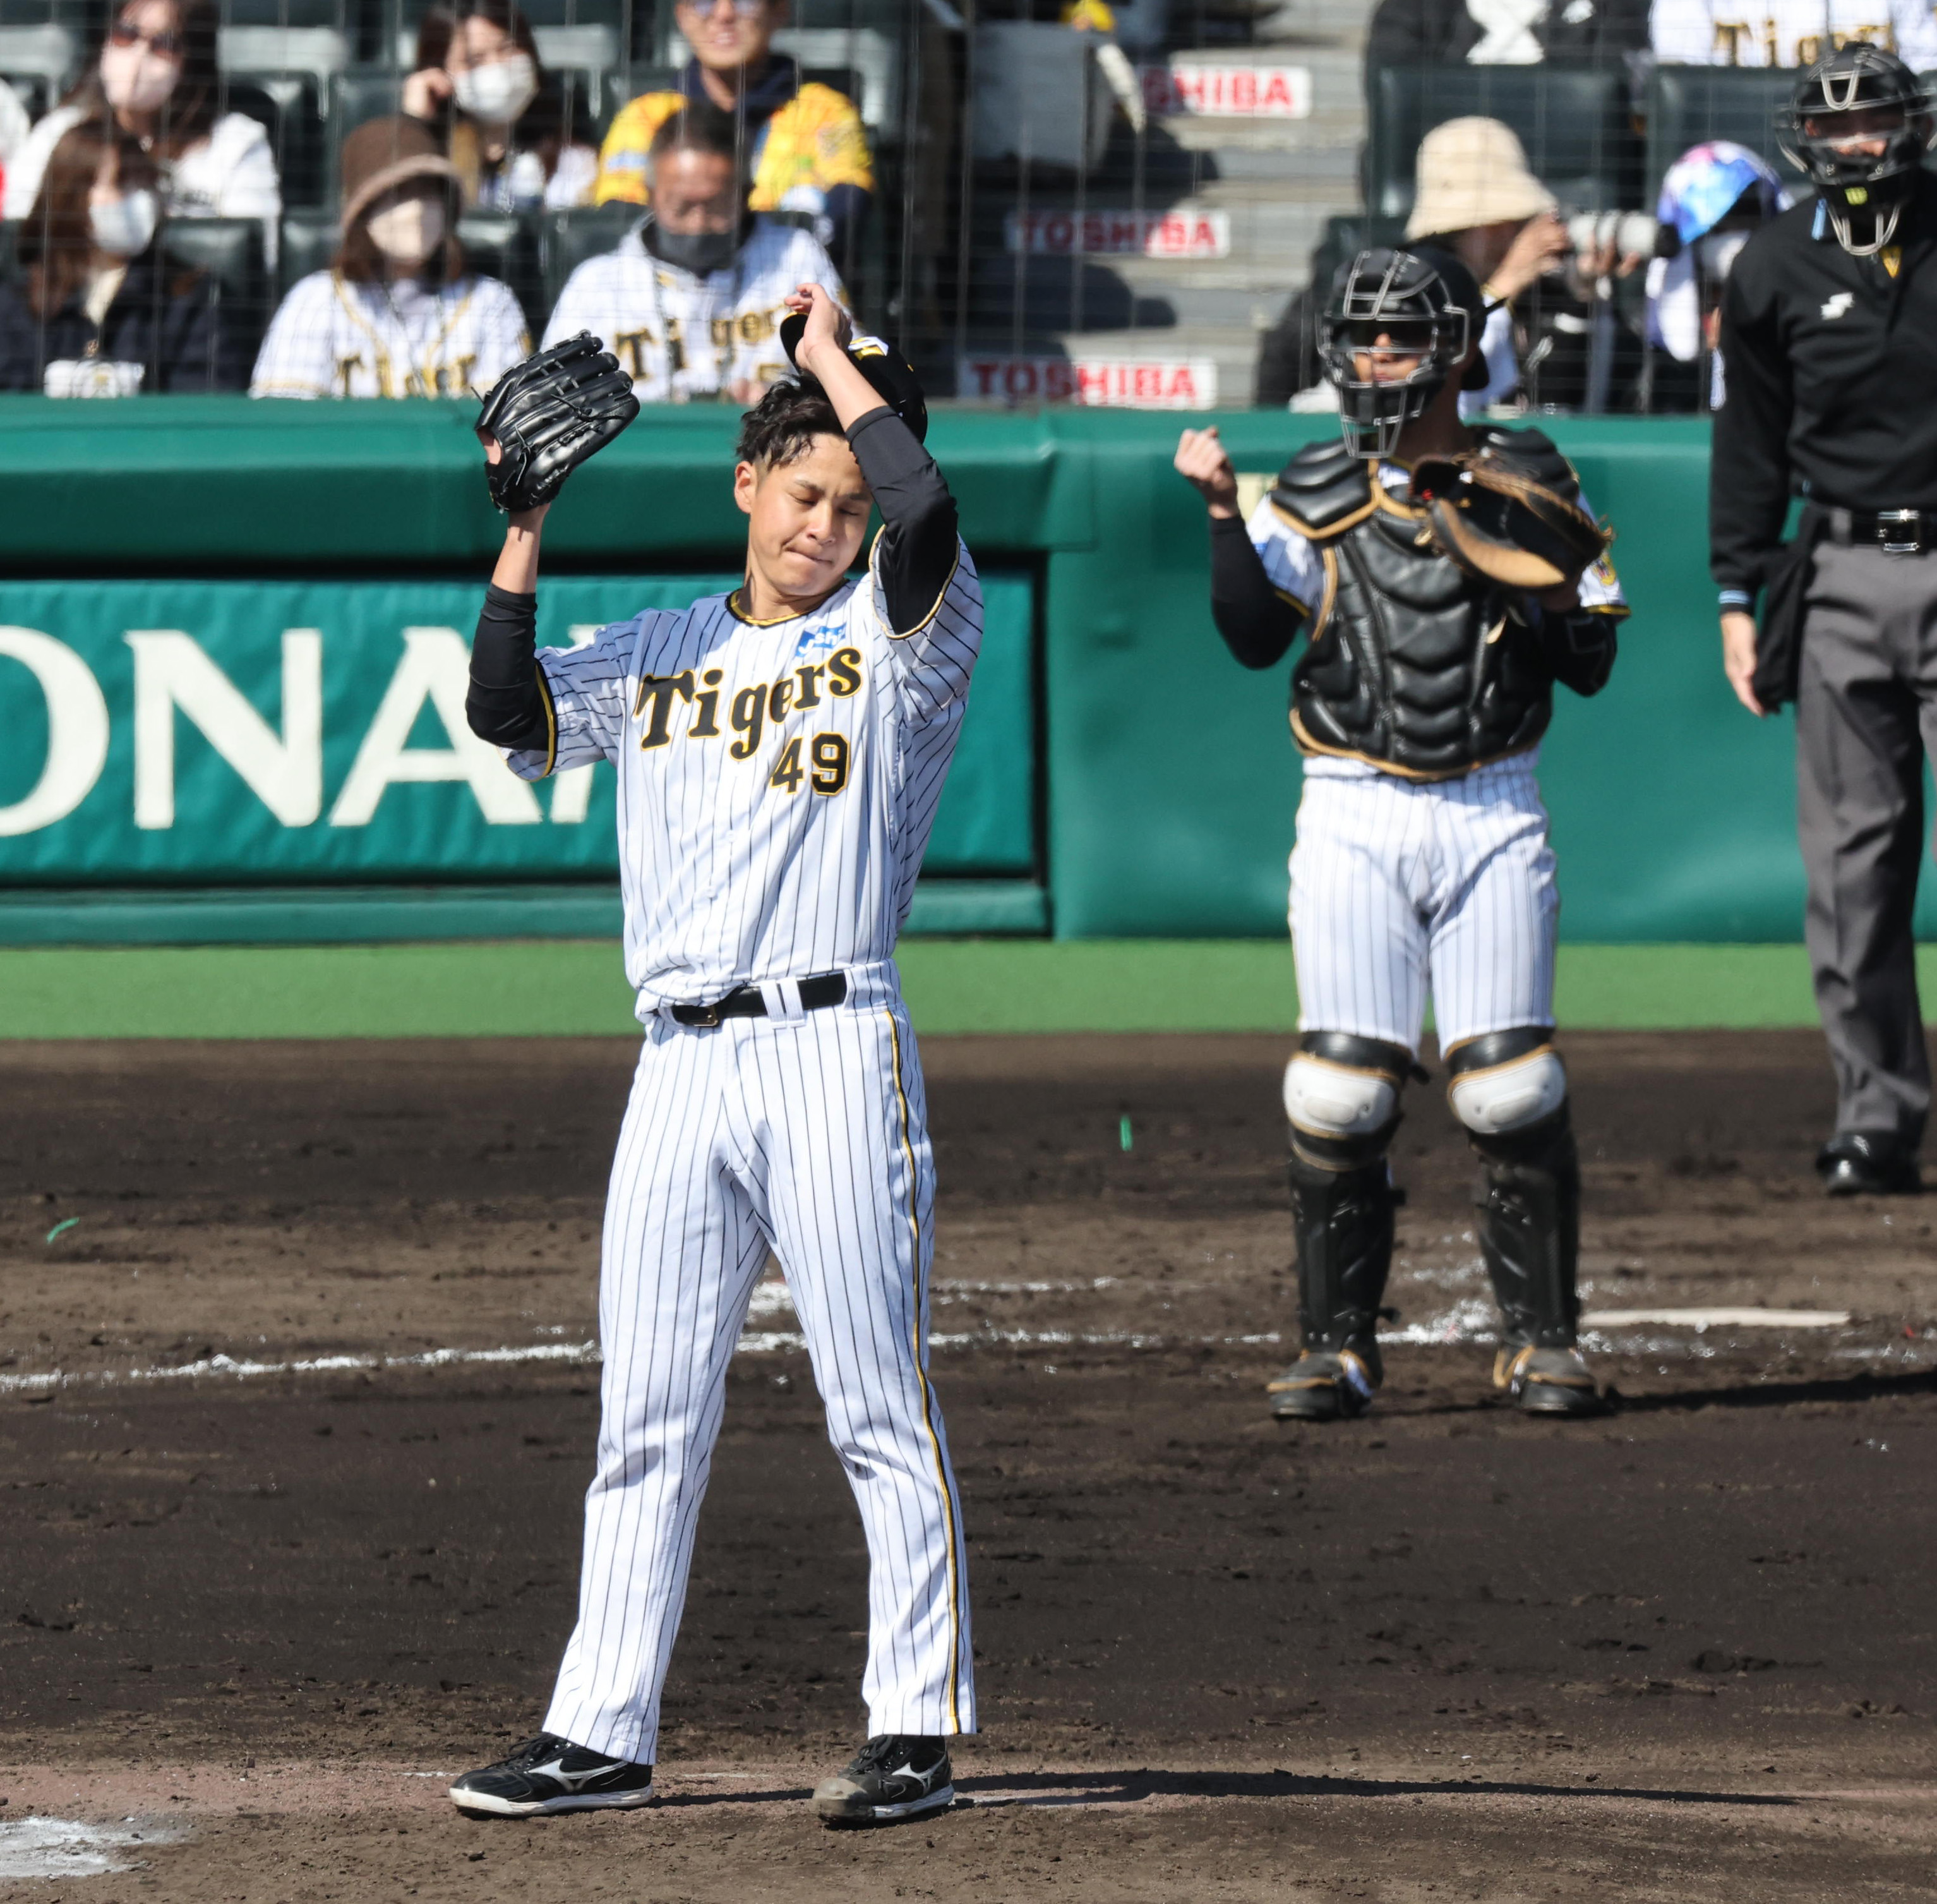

{"left": 736, "top": 375, "right": 846, "bottom": 467}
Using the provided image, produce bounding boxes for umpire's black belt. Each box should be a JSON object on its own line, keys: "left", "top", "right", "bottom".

{"left": 1820, "top": 505, "right": 1935, "bottom": 555}
{"left": 670, "top": 973, "right": 848, "bottom": 1027}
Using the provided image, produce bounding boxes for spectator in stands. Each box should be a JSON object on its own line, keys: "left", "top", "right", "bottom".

{"left": 1370, "top": 0, "right": 1649, "bottom": 64}
{"left": 546, "top": 104, "right": 841, "bottom": 402}
{"left": 1259, "top": 117, "right": 1602, "bottom": 410}
{"left": 1652, "top": 0, "right": 1937, "bottom": 70}
{"left": 595, "top": 0, "right": 874, "bottom": 262}
{"left": 0, "top": 119, "right": 245, "bottom": 392}
{"left": 251, "top": 116, "right": 529, "bottom": 399}
{"left": 402, "top": 0, "right": 597, "bottom": 211}
{"left": 3, "top": 0, "right": 280, "bottom": 245}
{"left": 1643, "top": 140, "right": 1790, "bottom": 412}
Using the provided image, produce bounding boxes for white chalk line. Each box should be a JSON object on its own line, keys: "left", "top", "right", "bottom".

{"left": 0, "top": 1305, "right": 1883, "bottom": 1400}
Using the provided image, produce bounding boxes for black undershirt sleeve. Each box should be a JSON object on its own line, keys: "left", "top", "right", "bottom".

{"left": 1209, "top": 513, "right": 1305, "bottom": 668}
{"left": 467, "top": 582, "right": 553, "bottom": 751}
{"left": 846, "top": 404, "right": 960, "bottom": 635}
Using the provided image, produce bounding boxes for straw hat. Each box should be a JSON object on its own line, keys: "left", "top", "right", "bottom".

{"left": 1405, "top": 117, "right": 1556, "bottom": 239}
{"left": 339, "top": 114, "right": 462, "bottom": 232}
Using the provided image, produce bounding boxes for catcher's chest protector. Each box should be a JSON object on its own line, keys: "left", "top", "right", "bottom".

{"left": 1273, "top": 431, "right": 1561, "bottom": 779}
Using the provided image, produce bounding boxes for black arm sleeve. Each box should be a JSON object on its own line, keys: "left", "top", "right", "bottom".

{"left": 1711, "top": 262, "right": 1794, "bottom": 598}
{"left": 847, "top": 404, "right": 961, "bottom": 634}
{"left": 467, "top": 582, "right": 553, "bottom": 750}
{"left": 1209, "top": 513, "right": 1305, "bottom": 669}
{"left": 1538, "top": 605, "right": 1620, "bottom": 697}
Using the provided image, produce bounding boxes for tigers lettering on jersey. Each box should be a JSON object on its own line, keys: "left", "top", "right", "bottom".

{"left": 633, "top": 646, "right": 863, "bottom": 754}
{"left": 1652, "top": 3, "right": 1937, "bottom": 70}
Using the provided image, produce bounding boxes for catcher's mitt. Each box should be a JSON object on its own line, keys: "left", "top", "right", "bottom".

{"left": 476, "top": 332, "right": 639, "bottom": 515}
{"left": 777, "top": 312, "right": 928, "bottom": 443}
{"left": 1412, "top": 450, "right": 1612, "bottom": 592}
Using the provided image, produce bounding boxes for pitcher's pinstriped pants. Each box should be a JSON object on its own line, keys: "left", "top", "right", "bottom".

{"left": 543, "top": 979, "right": 974, "bottom": 1763}
{"left": 1289, "top": 753, "right": 1559, "bottom": 1051}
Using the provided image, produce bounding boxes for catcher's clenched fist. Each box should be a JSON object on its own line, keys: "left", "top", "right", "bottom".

{"left": 476, "top": 333, "right": 640, "bottom": 518}
{"left": 1173, "top": 426, "right": 1239, "bottom": 519}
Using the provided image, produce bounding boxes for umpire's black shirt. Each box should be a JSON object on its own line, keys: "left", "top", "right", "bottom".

{"left": 1713, "top": 171, "right": 1937, "bottom": 598}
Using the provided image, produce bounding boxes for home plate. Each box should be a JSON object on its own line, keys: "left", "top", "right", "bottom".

{"left": 1581, "top": 1308, "right": 1852, "bottom": 1330}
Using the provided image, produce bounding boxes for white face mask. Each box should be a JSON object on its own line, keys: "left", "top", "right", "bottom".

{"left": 90, "top": 187, "right": 158, "bottom": 257}
{"left": 364, "top": 193, "right": 446, "bottom": 266}
{"left": 99, "top": 40, "right": 179, "bottom": 113}
{"left": 452, "top": 53, "right": 537, "bottom": 124}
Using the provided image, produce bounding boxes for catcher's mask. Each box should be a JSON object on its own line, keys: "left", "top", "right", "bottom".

{"left": 778, "top": 314, "right": 929, "bottom": 443}
{"left": 1319, "top": 247, "right": 1480, "bottom": 461}
{"left": 1778, "top": 42, "right": 1934, "bottom": 255}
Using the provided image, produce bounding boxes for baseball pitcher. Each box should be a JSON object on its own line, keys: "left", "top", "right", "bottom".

{"left": 443, "top": 287, "right": 979, "bottom": 1824}
{"left": 1177, "top": 246, "right": 1628, "bottom": 1423}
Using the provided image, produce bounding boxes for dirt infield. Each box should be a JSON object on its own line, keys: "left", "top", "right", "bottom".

{"left": 2, "top": 1030, "right": 1933, "bottom": 1901}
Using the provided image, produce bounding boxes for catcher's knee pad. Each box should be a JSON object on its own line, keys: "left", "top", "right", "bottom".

{"left": 1446, "top": 1028, "right": 1567, "bottom": 1143}
{"left": 1283, "top": 1031, "right": 1410, "bottom": 1169}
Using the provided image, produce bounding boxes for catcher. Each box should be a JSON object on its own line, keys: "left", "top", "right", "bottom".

{"left": 1175, "top": 245, "right": 1629, "bottom": 1422}
{"left": 445, "top": 294, "right": 983, "bottom": 1824}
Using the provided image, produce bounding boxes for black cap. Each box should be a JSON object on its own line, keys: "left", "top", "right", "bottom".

{"left": 779, "top": 313, "right": 928, "bottom": 443}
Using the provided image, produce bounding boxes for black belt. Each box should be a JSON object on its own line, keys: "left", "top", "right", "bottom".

{"left": 669, "top": 972, "right": 848, "bottom": 1027}
{"left": 1822, "top": 506, "right": 1933, "bottom": 555}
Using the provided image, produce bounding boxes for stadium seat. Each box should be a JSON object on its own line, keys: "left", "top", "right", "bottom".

{"left": 538, "top": 199, "right": 637, "bottom": 309}
{"left": 457, "top": 207, "right": 544, "bottom": 332}
{"left": 277, "top": 205, "right": 337, "bottom": 296}
{"left": 325, "top": 67, "right": 405, "bottom": 205}
{"left": 1644, "top": 64, "right": 1812, "bottom": 202}
{"left": 1365, "top": 63, "right": 1639, "bottom": 220}
{"left": 0, "top": 69, "right": 47, "bottom": 117}
{"left": 222, "top": 73, "right": 328, "bottom": 209}
{"left": 0, "top": 20, "right": 71, "bottom": 95}
{"left": 160, "top": 214, "right": 272, "bottom": 366}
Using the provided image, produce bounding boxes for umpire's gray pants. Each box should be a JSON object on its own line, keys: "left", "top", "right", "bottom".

{"left": 1796, "top": 539, "right": 1937, "bottom": 1147}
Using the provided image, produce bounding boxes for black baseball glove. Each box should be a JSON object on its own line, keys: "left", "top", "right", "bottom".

{"left": 476, "top": 332, "right": 639, "bottom": 515}
{"left": 1412, "top": 450, "right": 1612, "bottom": 593}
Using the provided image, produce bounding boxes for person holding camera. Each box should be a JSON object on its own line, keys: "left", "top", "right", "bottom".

{"left": 1714, "top": 44, "right": 1937, "bottom": 1195}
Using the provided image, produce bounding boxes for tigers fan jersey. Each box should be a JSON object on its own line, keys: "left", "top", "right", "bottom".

{"left": 594, "top": 81, "right": 875, "bottom": 212}
{"left": 541, "top": 217, "right": 844, "bottom": 401}
{"left": 249, "top": 270, "right": 529, "bottom": 399}
{"left": 1650, "top": 0, "right": 1937, "bottom": 68}
{"left": 505, "top": 540, "right": 982, "bottom": 1011}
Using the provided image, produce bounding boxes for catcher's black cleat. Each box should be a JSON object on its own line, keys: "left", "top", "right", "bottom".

{"left": 812, "top": 1734, "right": 954, "bottom": 1825}
{"left": 1268, "top": 1347, "right": 1379, "bottom": 1421}
{"left": 1817, "top": 1133, "right": 1921, "bottom": 1197}
{"left": 448, "top": 1734, "right": 654, "bottom": 1817}
{"left": 1494, "top": 1344, "right": 1609, "bottom": 1417}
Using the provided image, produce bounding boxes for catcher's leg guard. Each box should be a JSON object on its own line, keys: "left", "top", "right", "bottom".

{"left": 1446, "top": 1030, "right": 1605, "bottom": 1417}
{"left": 1269, "top": 1033, "right": 1408, "bottom": 1423}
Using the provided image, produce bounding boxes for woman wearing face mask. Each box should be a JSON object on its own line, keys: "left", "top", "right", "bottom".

{"left": 0, "top": 119, "right": 245, "bottom": 392}
{"left": 251, "top": 115, "right": 529, "bottom": 398}
{"left": 402, "top": 0, "right": 595, "bottom": 212}
{"left": 543, "top": 104, "right": 841, "bottom": 402}
{"left": 2, "top": 0, "right": 280, "bottom": 251}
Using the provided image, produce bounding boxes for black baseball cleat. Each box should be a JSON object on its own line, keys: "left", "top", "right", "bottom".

{"left": 1493, "top": 1344, "right": 1609, "bottom": 1417}
{"left": 812, "top": 1733, "right": 955, "bottom": 1825}
{"left": 1817, "top": 1133, "right": 1921, "bottom": 1197}
{"left": 448, "top": 1734, "right": 655, "bottom": 1817}
{"left": 1267, "top": 1348, "right": 1379, "bottom": 1421}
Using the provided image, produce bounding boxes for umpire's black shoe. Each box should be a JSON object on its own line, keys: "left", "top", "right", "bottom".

{"left": 1494, "top": 1344, "right": 1609, "bottom": 1417}
{"left": 448, "top": 1734, "right": 654, "bottom": 1817}
{"left": 1817, "top": 1133, "right": 1921, "bottom": 1198}
{"left": 812, "top": 1733, "right": 954, "bottom": 1825}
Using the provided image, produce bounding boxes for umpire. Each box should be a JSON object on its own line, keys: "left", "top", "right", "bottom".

{"left": 1715, "top": 43, "right": 1937, "bottom": 1196}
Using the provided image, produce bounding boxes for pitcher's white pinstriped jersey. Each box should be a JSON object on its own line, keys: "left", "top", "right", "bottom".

{"left": 1245, "top": 464, "right": 1626, "bottom": 1052}
{"left": 505, "top": 537, "right": 981, "bottom": 1009}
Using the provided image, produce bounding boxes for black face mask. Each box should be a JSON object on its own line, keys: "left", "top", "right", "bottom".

{"left": 643, "top": 216, "right": 745, "bottom": 277}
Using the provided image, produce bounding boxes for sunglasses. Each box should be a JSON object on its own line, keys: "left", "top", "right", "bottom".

{"left": 680, "top": 0, "right": 771, "bottom": 19}
{"left": 109, "top": 19, "right": 184, "bottom": 55}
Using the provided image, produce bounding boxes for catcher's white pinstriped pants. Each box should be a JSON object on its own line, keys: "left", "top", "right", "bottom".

{"left": 1290, "top": 751, "right": 1559, "bottom": 1051}
{"left": 543, "top": 972, "right": 974, "bottom": 1763}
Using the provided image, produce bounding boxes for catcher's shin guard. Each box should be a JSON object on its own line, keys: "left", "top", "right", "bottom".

{"left": 1269, "top": 1033, "right": 1406, "bottom": 1421}
{"left": 1449, "top": 1030, "right": 1604, "bottom": 1415}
